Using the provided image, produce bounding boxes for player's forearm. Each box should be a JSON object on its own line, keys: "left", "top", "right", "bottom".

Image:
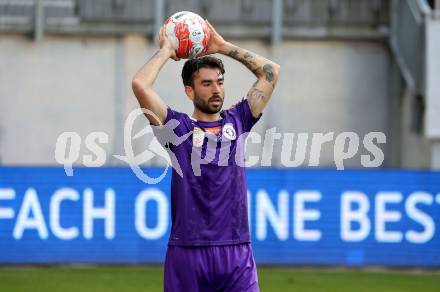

{"left": 218, "top": 42, "right": 280, "bottom": 86}
{"left": 132, "top": 47, "right": 173, "bottom": 90}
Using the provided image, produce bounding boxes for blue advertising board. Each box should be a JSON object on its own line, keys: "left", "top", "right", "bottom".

{"left": 0, "top": 167, "right": 439, "bottom": 267}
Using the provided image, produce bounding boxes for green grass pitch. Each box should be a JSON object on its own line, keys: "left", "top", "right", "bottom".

{"left": 1, "top": 265, "right": 439, "bottom": 292}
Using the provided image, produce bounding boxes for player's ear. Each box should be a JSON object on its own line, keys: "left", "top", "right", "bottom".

{"left": 184, "top": 85, "right": 195, "bottom": 101}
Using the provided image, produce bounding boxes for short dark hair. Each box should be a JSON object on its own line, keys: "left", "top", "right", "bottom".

{"left": 181, "top": 56, "right": 225, "bottom": 87}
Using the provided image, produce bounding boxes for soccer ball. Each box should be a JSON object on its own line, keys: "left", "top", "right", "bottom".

{"left": 164, "top": 11, "right": 210, "bottom": 59}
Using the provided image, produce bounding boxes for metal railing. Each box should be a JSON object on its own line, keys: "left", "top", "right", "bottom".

{"left": 0, "top": 0, "right": 390, "bottom": 41}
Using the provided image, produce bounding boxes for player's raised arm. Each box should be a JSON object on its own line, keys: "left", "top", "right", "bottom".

{"left": 203, "top": 21, "right": 280, "bottom": 118}
{"left": 132, "top": 27, "right": 179, "bottom": 126}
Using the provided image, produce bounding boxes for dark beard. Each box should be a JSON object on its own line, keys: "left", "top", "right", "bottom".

{"left": 193, "top": 95, "right": 224, "bottom": 114}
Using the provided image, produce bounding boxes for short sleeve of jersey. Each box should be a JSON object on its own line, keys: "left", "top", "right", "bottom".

{"left": 164, "top": 106, "right": 182, "bottom": 126}
{"left": 228, "top": 98, "right": 262, "bottom": 133}
{"left": 151, "top": 106, "right": 189, "bottom": 148}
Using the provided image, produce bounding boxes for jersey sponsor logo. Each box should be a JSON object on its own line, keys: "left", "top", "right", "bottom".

{"left": 222, "top": 123, "right": 236, "bottom": 140}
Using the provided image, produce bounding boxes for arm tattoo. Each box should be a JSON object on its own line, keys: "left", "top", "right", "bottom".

{"left": 228, "top": 49, "right": 259, "bottom": 75}
{"left": 227, "top": 50, "right": 239, "bottom": 59}
{"left": 247, "top": 81, "right": 265, "bottom": 101}
{"left": 243, "top": 52, "right": 258, "bottom": 73}
{"left": 228, "top": 49, "right": 277, "bottom": 89}
{"left": 263, "top": 64, "right": 274, "bottom": 82}
{"left": 244, "top": 52, "right": 254, "bottom": 59}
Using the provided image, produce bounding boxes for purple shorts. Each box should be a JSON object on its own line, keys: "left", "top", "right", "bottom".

{"left": 164, "top": 243, "right": 260, "bottom": 292}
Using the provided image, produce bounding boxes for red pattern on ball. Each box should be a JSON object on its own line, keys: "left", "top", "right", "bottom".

{"left": 164, "top": 12, "right": 210, "bottom": 59}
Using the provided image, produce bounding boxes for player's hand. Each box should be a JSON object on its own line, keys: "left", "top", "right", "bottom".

{"left": 158, "top": 26, "right": 180, "bottom": 61}
{"left": 203, "top": 20, "right": 228, "bottom": 56}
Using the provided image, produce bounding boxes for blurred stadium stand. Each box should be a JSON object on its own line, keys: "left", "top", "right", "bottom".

{"left": 0, "top": 0, "right": 439, "bottom": 169}
{"left": 0, "top": 0, "right": 390, "bottom": 39}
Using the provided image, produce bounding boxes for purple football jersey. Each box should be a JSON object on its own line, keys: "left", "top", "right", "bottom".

{"left": 158, "top": 98, "right": 261, "bottom": 246}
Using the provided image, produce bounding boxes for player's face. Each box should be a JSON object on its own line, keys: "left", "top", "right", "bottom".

{"left": 190, "top": 68, "right": 225, "bottom": 114}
